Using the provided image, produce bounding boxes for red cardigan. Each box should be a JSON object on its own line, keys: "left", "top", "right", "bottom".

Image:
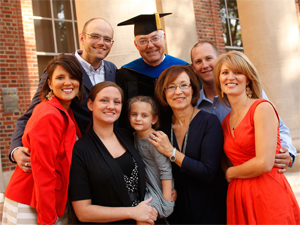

{"left": 5, "top": 97, "right": 81, "bottom": 225}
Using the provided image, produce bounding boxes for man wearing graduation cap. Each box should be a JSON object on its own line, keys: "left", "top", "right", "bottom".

{"left": 117, "top": 13, "right": 188, "bottom": 128}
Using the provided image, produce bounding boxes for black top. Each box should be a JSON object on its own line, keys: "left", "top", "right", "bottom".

{"left": 69, "top": 128, "right": 145, "bottom": 224}
{"left": 116, "top": 68, "right": 159, "bottom": 130}
{"left": 162, "top": 110, "right": 227, "bottom": 224}
{"left": 115, "top": 151, "right": 140, "bottom": 206}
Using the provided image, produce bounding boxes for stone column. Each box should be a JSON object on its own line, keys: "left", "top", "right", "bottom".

{"left": 237, "top": 0, "right": 300, "bottom": 150}
{"left": 159, "top": 0, "right": 198, "bottom": 63}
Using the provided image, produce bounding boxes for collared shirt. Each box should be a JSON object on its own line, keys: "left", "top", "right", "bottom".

{"left": 75, "top": 50, "right": 105, "bottom": 85}
{"left": 195, "top": 88, "right": 297, "bottom": 166}
{"left": 196, "top": 88, "right": 230, "bottom": 123}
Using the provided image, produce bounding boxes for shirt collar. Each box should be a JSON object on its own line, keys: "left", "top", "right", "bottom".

{"left": 197, "top": 88, "right": 219, "bottom": 107}
{"left": 74, "top": 50, "right": 105, "bottom": 72}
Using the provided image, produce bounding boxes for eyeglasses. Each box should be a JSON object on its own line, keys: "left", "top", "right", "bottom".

{"left": 164, "top": 83, "right": 191, "bottom": 92}
{"left": 84, "top": 33, "right": 114, "bottom": 45}
{"left": 135, "top": 35, "right": 163, "bottom": 46}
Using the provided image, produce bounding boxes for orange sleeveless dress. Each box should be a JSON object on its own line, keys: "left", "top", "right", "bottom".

{"left": 222, "top": 99, "right": 300, "bottom": 224}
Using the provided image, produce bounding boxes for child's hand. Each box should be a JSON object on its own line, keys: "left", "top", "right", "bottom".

{"left": 171, "top": 189, "right": 177, "bottom": 202}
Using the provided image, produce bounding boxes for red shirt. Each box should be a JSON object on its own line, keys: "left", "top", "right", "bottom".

{"left": 5, "top": 97, "right": 81, "bottom": 224}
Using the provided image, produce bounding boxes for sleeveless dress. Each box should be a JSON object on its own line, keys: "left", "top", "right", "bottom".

{"left": 222, "top": 99, "right": 300, "bottom": 224}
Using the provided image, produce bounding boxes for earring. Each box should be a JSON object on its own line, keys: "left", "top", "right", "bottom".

{"left": 46, "top": 90, "right": 55, "bottom": 100}
{"left": 221, "top": 90, "right": 224, "bottom": 98}
{"left": 246, "top": 85, "right": 253, "bottom": 98}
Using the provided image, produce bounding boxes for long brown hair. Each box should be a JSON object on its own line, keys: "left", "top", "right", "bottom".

{"left": 40, "top": 54, "right": 84, "bottom": 103}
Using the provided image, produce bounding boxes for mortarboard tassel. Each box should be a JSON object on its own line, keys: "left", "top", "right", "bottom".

{"left": 154, "top": 12, "right": 162, "bottom": 30}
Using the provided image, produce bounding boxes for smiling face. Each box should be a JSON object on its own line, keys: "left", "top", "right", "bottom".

{"left": 191, "top": 43, "right": 218, "bottom": 86}
{"left": 87, "top": 86, "right": 122, "bottom": 125}
{"left": 48, "top": 65, "right": 79, "bottom": 111}
{"left": 134, "top": 30, "right": 166, "bottom": 67}
{"left": 80, "top": 19, "right": 114, "bottom": 68}
{"left": 129, "top": 102, "right": 158, "bottom": 137}
{"left": 164, "top": 72, "right": 193, "bottom": 110}
{"left": 219, "top": 64, "right": 249, "bottom": 98}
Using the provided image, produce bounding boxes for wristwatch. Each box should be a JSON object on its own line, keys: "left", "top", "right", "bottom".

{"left": 288, "top": 156, "right": 293, "bottom": 167}
{"left": 170, "top": 148, "right": 176, "bottom": 162}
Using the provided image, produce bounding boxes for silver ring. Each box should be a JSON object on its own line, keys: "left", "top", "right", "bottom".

{"left": 152, "top": 136, "right": 157, "bottom": 140}
{"left": 25, "top": 162, "right": 28, "bottom": 167}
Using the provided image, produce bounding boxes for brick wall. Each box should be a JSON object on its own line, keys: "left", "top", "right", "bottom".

{"left": 193, "top": 0, "right": 226, "bottom": 54}
{"left": 0, "top": 0, "right": 38, "bottom": 171}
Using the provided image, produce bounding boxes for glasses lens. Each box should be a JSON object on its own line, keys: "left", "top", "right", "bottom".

{"left": 166, "top": 85, "right": 176, "bottom": 92}
{"left": 151, "top": 36, "right": 161, "bottom": 44}
{"left": 88, "top": 33, "right": 113, "bottom": 44}
{"left": 181, "top": 84, "right": 190, "bottom": 89}
{"left": 138, "top": 39, "right": 147, "bottom": 46}
{"left": 103, "top": 38, "right": 113, "bottom": 44}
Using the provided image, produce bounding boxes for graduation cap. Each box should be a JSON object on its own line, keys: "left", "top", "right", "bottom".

{"left": 117, "top": 12, "right": 172, "bottom": 36}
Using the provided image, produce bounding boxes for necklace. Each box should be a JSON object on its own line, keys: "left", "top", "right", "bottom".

{"left": 232, "top": 112, "right": 244, "bottom": 131}
{"left": 171, "top": 108, "right": 195, "bottom": 154}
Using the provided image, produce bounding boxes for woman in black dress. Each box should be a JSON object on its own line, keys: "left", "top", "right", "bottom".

{"left": 148, "top": 66, "right": 227, "bottom": 224}
{"left": 68, "top": 81, "right": 157, "bottom": 224}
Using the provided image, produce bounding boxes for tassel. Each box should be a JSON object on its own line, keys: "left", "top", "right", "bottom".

{"left": 154, "top": 12, "right": 162, "bottom": 30}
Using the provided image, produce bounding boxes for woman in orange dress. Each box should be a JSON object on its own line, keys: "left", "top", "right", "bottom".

{"left": 214, "top": 51, "right": 300, "bottom": 224}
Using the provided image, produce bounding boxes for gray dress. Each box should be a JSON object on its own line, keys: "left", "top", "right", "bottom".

{"left": 134, "top": 132, "right": 174, "bottom": 218}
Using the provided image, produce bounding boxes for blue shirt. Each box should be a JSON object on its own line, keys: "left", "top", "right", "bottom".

{"left": 196, "top": 88, "right": 297, "bottom": 166}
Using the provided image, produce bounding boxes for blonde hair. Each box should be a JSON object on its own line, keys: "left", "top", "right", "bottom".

{"left": 214, "top": 51, "right": 262, "bottom": 107}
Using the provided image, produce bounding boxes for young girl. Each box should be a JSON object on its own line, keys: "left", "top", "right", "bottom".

{"left": 128, "top": 96, "right": 174, "bottom": 219}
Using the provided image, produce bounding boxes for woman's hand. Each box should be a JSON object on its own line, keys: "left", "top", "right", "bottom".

{"left": 133, "top": 198, "right": 157, "bottom": 225}
{"left": 148, "top": 131, "right": 173, "bottom": 157}
{"left": 225, "top": 167, "right": 233, "bottom": 183}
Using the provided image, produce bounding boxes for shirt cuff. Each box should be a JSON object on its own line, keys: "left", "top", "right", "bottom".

{"left": 10, "top": 147, "right": 21, "bottom": 163}
{"left": 289, "top": 153, "right": 295, "bottom": 168}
